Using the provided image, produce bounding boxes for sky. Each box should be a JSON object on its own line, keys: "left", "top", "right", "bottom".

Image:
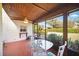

{"left": 69, "top": 11, "right": 79, "bottom": 21}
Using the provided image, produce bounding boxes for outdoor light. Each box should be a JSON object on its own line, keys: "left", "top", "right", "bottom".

{"left": 24, "top": 17, "right": 29, "bottom": 23}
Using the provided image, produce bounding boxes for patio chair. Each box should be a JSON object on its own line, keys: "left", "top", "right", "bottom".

{"left": 47, "top": 41, "right": 67, "bottom": 56}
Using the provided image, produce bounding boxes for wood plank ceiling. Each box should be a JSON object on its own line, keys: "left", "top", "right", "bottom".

{"left": 2, "top": 3, "right": 61, "bottom": 22}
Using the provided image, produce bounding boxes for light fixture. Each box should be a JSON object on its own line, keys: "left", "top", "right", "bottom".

{"left": 24, "top": 17, "right": 29, "bottom": 23}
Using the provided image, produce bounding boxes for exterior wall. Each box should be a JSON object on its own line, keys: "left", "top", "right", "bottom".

{"left": 13, "top": 20, "right": 27, "bottom": 39}
{"left": 2, "top": 8, "right": 33, "bottom": 43}
{"left": 2, "top": 8, "right": 33, "bottom": 56}
{"left": 26, "top": 23, "right": 33, "bottom": 37}
{"left": 2, "top": 8, "right": 20, "bottom": 43}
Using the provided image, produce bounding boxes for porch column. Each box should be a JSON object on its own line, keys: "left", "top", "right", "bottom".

{"left": 63, "top": 12, "right": 68, "bottom": 56}
{"left": 63, "top": 12, "right": 68, "bottom": 41}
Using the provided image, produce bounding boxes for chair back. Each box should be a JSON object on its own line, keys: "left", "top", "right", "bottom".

{"left": 57, "top": 41, "right": 67, "bottom": 56}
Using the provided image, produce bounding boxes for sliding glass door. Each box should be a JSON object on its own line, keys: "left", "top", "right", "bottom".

{"left": 68, "top": 10, "right": 79, "bottom": 55}
{"left": 46, "top": 16, "right": 63, "bottom": 53}
{"left": 32, "top": 9, "right": 79, "bottom": 56}
{"left": 38, "top": 21, "right": 45, "bottom": 39}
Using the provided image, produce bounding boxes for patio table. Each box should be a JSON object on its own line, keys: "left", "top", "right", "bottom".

{"left": 34, "top": 39, "right": 53, "bottom": 50}
{"left": 31, "top": 39, "right": 54, "bottom": 56}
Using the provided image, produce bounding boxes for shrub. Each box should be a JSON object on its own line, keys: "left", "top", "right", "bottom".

{"left": 47, "top": 34, "right": 63, "bottom": 50}
{"left": 47, "top": 34, "right": 58, "bottom": 42}
{"left": 47, "top": 34, "right": 63, "bottom": 45}
{"left": 68, "top": 39, "right": 79, "bottom": 50}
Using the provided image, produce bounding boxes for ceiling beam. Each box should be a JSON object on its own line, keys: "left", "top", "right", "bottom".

{"left": 32, "top": 3, "right": 48, "bottom": 12}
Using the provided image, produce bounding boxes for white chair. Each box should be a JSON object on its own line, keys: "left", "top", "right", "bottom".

{"left": 47, "top": 41, "right": 67, "bottom": 56}
{"left": 57, "top": 41, "right": 67, "bottom": 56}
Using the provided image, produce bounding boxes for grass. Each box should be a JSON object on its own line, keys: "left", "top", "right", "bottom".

{"left": 34, "top": 28, "right": 79, "bottom": 34}
{"left": 68, "top": 28, "right": 79, "bottom": 33}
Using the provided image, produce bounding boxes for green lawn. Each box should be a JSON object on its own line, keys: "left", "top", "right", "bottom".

{"left": 35, "top": 28, "right": 79, "bottom": 34}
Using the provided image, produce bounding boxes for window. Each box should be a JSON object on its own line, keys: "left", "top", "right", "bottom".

{"left": 68, "top": 10, "right": 79, "bottom": 52}
{"left": 33, "top": 23, "right": 38, "bottom": 38}
{"left": 46, "top": 16, "right": 63, "bottom": 47}
{"left": 38, "top": 21, "right": 45, "bottom": 39}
